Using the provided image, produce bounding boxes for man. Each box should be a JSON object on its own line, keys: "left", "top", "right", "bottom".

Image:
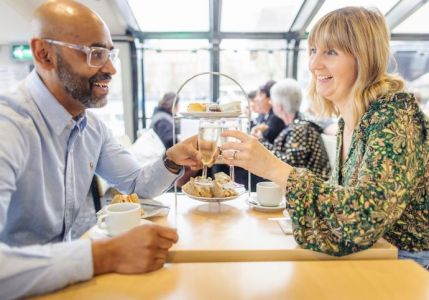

{"left": 250, "top": 80, "right": 285, "bottom": 143}
{"left": 0, "top": 1, "right": 199, "bottom": 298}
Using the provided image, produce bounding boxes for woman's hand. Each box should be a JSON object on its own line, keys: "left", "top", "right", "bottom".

{"left": 220, "top": 130, "right": 293, "bottom": 188}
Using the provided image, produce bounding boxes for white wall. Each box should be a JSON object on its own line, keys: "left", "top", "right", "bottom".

{"left": 0, "top": 44, "right": 32, "bottom": 93}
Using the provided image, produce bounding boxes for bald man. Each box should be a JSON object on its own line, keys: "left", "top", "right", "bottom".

{"left": 0, "top": 1, "right": 200, "bottom": 298}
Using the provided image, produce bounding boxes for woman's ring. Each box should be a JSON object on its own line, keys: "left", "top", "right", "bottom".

{"left": 232, "top": 150, "right": 238, "bottom": 160}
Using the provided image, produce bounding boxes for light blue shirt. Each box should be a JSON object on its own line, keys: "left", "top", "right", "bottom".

{"left": 0, "top": 70, "right": 181, "bottom": 298}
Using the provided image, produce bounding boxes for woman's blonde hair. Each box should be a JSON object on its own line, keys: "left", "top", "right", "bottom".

{"left": 308, "top": 6, "right": 405, "bottom": 125}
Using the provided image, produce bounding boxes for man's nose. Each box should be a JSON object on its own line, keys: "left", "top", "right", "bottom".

{"left": 100, "top": 57, "right": 117, "bottom": 76}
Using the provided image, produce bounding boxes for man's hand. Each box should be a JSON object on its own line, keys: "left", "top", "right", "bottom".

{"left": 92, "top": 224, "right": 178, "bottom": 275}
{"left": 166, "top": 135, "right": 202, "bottom": 170}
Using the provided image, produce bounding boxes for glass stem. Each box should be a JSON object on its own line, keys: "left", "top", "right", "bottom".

{"left": 202, "top": 164, "right": 208, "bottom": 179}
{"left": 229, "top": 165, "right": 235, "bottom": 182}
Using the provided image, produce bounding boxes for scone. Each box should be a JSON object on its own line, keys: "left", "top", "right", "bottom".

{"left": 111, "top": 193, "right": 144, "bottom": 215}
{"left": 111, "top": 193, "right": 139, "bottom": 204}
{"left": 212, "top": 180, "right": 237, "bottom": 198}
{"left": 214, "top": 172, "right": 231, "bottom": 184}
{"left": 182, "top": 177, "right": 213, "bottom": 197}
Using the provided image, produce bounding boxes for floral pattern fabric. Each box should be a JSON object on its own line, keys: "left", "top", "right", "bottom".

{"left": 262, "top": 117, "right": 331, "bottom": 180}
{"left": 284, "top": 92, "right": 429, "bottom": 255}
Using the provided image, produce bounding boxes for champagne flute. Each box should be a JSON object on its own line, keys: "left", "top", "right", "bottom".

{"left": 221, "top": 118, "right": 242, "bottom": 184}
{"left": 197, "top": 118, "right": 221, "bottom": 186}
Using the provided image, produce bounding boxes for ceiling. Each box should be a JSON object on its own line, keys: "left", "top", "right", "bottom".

{"left": 0, "top": 0, "right": 126, "bottom": 44}
{"left": 1, "top": 0, "right": 429, "bottom": 45}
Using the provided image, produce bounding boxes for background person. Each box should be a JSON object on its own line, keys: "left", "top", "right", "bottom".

{"left": 250, "top": 80, "right": 285, "bottom": 143}
{"left": 263, "top": 78, "right": 331, "bottom": 179}
{"left": 221, "top": 7, "right": 429, "bottom": 268}
{"left": 150, "top": 92, "right": 180, "bottom": 149}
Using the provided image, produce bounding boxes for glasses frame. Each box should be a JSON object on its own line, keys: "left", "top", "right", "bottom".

{"left": 43, "top": 38, "right": 119, "bottom": 68}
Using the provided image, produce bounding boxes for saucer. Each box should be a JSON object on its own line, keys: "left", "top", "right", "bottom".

{"left": 140, "top": 199, "right": 170, "bottom": 218}
{"left": 88, "top": 219, "right": 151, "bottom": 240}
{"left": 246, "top": 195, "right": 286, "bottom": 212}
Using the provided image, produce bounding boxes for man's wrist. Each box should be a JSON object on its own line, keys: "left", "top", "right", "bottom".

{"left": 92, "top": 240, "right": 115, "bottom": 275}
{"left": 163, "top": 153, "right": 182, "bottom": 174}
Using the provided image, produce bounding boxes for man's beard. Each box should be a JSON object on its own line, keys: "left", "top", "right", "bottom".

{"left": 56, "top": 54, "right": 111, "bottom": 108}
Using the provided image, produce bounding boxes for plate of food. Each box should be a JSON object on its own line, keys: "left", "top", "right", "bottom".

{"left": 182, "top": 172, "right": 245, "bottom": 202}
{"left": 107, "top": 193, "right": 170, "bottom": 218}
{"left": 180, "top": 102, "right": 242, "bottom": 118}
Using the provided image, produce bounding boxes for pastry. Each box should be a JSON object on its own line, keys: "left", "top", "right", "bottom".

{"left": 207, "top": 103, "right": 221, "bottom": 112}
{"left": 187, "top": 103, "right": 207, "bottom": 112}
{"left": 219, "top": 101, "right": 241, "bottom": 112}
{"left": 111, "top": 193, "right": 144, "bottom": 215}
{"left": 183, "top": 173, "right": 238, "bottom": 198}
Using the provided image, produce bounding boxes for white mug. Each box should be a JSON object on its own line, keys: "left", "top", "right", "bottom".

{"left": 97, "top": 202, "right": 141, "bottom": 236}
{"left": 256, "top": 181, "right": 283, "bottom": 207}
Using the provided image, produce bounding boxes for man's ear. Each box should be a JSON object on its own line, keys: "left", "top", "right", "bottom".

{"left": 30, "top": 38, "right": 55, "bottom": 70}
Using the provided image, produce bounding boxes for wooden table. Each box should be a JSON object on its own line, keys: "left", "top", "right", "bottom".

{"left": 149, "top": 193, "right": 398, "bottom": 262}
{"left": 33, "top": 260, "right": 429, "bottom": 300}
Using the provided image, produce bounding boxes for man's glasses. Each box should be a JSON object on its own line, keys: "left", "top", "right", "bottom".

{"left": 43, "top": 39, "right": 119, "bottom": 68}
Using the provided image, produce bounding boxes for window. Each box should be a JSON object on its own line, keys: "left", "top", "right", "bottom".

{"left": 306, "top": 0, "right": 399, "bottom": 32}
{"left": 142, "top": 39, "right": 210, "bottom": 122}
{"left": 296, "top": 41, "right": 312, "bottom": 111}
{"left": 219, "top": 39, "right": 287, "bottom": 101}
{"left": 392, "top": 2, "right": 429, "bottom": 34}
{"left": 128, "top": 0, "right": 209, "bottom": 32}
{"left": 391, "top": 41, "right": 429, "bottom": 104}
{"left": 221, "top": 0, "right": 303, "bottom": 32}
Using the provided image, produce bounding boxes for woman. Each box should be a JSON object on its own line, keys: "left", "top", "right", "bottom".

{"left": 150, "top": 92, "right": 179, "bottom": 149}
{"left": 251, "top": 80, "right": 285, "bottom": 143}
{"left": 264, "top": 78, "right": 331, "bottom": 179}
{"left": 221, "top": 7, "right": 429, "bottom": 268}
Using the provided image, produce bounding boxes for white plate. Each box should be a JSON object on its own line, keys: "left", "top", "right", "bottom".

{"left": 246, "top": 195, "right": 286, "bottom": 212}
{"left": 182, "top": 187, "right": 245, "bottom": 203}
{"left": 140, "top": 199, "right": 170, "bottom": 218}
{"left": 180, "top": 111, "right": 241, "bottom": 118}
{"left": 88, "top": 219, "right": 152, "bottom": 240}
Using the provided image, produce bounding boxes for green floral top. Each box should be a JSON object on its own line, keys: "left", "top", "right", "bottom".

{"left": 285, "top": 92, "right": 429, "bottom": 255}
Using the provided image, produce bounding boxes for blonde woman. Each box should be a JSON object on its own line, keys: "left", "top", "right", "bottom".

{"left": 221, "top": 7, "right": 429, "bottom": 268}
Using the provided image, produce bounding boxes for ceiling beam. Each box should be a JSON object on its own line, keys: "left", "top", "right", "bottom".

{"left": 134, "top": 31, "right": 300, "bottom": 40}
{"left": 386, "top": 0, "right": 429, "bottom": 30}
{"left": 290, "top": 0, "right": 324, "bottom": 33}
{"left": 391, "top": 33, "right": 429, "bottom": 41}
{"left": 112, "top": 0, "right": 140, "bottom": 31}
{"left": 209, "top": 0, "right": 221, "bottom": 38}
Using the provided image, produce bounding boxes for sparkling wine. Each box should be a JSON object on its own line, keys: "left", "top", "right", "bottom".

{"left": 198, "top": 126, "right": 220, "bottom": 165}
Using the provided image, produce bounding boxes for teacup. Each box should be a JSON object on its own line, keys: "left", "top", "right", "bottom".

{"left": 97, "top": 202, "right": 141, "bottom": 236}
{"left": 256, "top": 181, "right": 283, "bottom": 207}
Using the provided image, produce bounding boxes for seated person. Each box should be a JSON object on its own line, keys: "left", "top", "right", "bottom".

{"left": 251, "top": 80, "right": 285, "bottom": 143}
{"left": 262, "top": 78, "right": 331, "bottom": 179}
{"left": 0, "top": 1, "right": 200, "bottom": 298}
{"left": 221, "top": 7, "right": 428, "bottom": 269}
{"left": 246, "top": 90, "right": 260, "bottom": 128}
{"left": 150, "top": 92, "right": 180, "bottom": 149}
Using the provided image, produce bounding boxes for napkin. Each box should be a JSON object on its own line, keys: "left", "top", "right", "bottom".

{"left": 276, "top": 218, "right": 293, "bottom": 235}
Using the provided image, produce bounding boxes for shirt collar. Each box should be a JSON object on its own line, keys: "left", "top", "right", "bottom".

{"left": 25, "top": 70, "right": 87, "bottom": 135}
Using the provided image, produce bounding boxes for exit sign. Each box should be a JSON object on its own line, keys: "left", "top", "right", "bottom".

{"left": 11, "top": 44, "right": 32, "bottom": 61}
